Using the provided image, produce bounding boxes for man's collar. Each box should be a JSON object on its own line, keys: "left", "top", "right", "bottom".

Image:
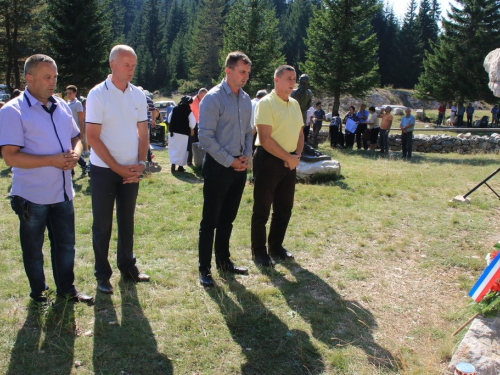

{"left": 221, "top": 79, "right": 240, "bottom": 96}
{"left": 24, "top": 87, "right": 57, "bottom": 108}
{"left": 106, "top": 74, "right": 133, "bottom": 92}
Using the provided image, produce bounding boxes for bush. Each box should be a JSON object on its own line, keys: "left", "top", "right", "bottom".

{"left": 177, "top": 80, "right": 203, "bottom": 94}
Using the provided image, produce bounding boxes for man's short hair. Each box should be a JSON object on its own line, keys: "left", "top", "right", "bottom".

{"left": 385, "top": 106, "right": 392, "bottom": 111}
{"left": 256, "top": 90, "right": 267, "bottom": 99}
{"left": 405, "top": 107, "right": 411, "bottom": 111}
{"left": 316, "top": 101, "right": 322, "bottom": 106}
{"left": 66, "top": 85, "right": 77, "bottom": 93}
{"left": 24, "top": 54, "right": 56, "bottom": 76}
{"left": 109, "top": 45, "right": 136, "bottom": 63}
{"left": 198, "top": 88, "right": 208, "bottom": 95}
{"left": 225, "top": 52, "right": 252, "bottom": 69}
{"left": 369, "top": 106, "right": 375, "bottom": 112}
{"left": 274, "top": 65, "right": 295, "bottom": 78}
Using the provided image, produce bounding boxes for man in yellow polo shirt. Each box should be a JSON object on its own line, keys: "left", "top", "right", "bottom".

{"left": 251, "top": 65, "right": 305, "bottom": 267}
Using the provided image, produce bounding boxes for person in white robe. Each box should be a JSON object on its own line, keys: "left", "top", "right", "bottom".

{"left": 168, "top": 96, "right": 196, "bottom": 172}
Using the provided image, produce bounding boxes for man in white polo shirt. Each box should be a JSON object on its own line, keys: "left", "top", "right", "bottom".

{"left": 86, "top": 45, "right": 150, "bottom": 294}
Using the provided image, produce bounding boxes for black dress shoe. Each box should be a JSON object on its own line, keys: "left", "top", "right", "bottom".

{"left": 199, "top": 270, "right": 214, "bottom": 287}
{"left": 31, "top": 294, "right": 48, "bottom": 303}
{"left": 67, "top": 292, "right": 95, "bottom": 305}
{"left": 171, "top": 164, "right": 176, "bottom": 173}
{"left": 178, "top": 166, "right": 185, "bottom": 172}
{"left": 217, "top": 261, "right": 248, "bottom": 275}
{"left": 121, "top": 271, "right": 151, "bottom": 283}
{"left": 253, "top": 256, "right": 275, "bottom": 268}
{"left": 97, "top": 279, "right": 113, "bottom": 294}
{"left": 270, "top": 248, "right": 294, "bottom": 261}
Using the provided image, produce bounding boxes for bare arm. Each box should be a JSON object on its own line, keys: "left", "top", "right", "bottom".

{"left": 87, "top": 122, "right": 139, "bottom": 180}
{"left": 1, "top": 144, "right": 78, "bottom": 170}
{"left": 257, "top": 124, "right": 300, "bottom": 170}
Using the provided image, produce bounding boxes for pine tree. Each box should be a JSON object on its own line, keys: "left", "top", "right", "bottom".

{"left": 45, "top": 0, "right": 112, "bottom": 93}
{"left": 0, "top": 0, "right": 43, "bottom": 91}
{"left": 416, "top": 0, "right": 500, "bottom": 105}
{"left": 371, "top": 2, "right": 400, "bottom": 87}
{"left": 281, "top": 0, "right": 312, "bottom": 73}
{"left": 189, "top": 0, "right": 226, "bottom": 87}
{"left": 396, "top": 0, "right": 422, "bottom": 88}
{"left": 104, "top": 0, "right": 126, "bottom": 43}
{"left": 416, "top": 0, "right": 438, "bottom": 54}
{"left": 302, "top": 0, "right": 380, "bottom": 113}
{"left": 221, "top": 0, "right": 285, "bottom": 94}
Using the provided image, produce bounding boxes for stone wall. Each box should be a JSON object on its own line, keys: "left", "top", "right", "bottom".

{"left": 313, "top": 130, "right": 500, "bottom": 154}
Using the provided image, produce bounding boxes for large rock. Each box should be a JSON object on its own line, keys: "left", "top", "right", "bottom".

{"left": 447, "top": 315, "right": 500, "bottom": 375}
{"left": 296, "top": 160, "right": 341, "bottom": 180}
{"left": 485, "top": 48, "right": 500, "bottom": 97}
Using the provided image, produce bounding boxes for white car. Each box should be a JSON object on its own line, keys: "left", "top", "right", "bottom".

{"left": 154, "top": 100, "right": 175, "bottom": 109}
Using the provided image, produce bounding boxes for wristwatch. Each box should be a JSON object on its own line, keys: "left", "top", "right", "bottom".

{"left": 138, "top": 161, "right": 147, "bottom": 167}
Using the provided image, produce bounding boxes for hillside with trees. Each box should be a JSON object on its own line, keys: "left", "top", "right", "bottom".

{"left": 0, "top": 0, "right": 498, "bottom": 106}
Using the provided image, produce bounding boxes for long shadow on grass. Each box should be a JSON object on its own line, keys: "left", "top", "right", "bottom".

{"left": 268, "top": 261, "right": 400, "bottom": 371}
{"left": 172, "top": 170, "right": 203, "bottom": 184}
{"left": 7, "top": 301, "right": 76, "bottom": 375}
{"left": 93, "top": 281, "right": 173, "bottom": 374}
{"left": 207, "top": 279, "right": 325, "bottom": 374}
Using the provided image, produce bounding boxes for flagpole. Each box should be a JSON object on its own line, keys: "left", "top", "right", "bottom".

{"left": 452, "top": 312, "right": 480, "bottom": 336}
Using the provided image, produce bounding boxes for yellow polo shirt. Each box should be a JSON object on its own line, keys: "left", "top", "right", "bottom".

{"left": 254, "top": 90, "right": 303, "bottom": 153}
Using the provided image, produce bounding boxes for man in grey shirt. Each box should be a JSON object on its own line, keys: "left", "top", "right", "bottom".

{"left": 197, "top": 51, "right": 253, "bottom": 287}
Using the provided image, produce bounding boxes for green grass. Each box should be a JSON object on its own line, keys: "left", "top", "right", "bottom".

{"left": 1, "top": 144, "right": 499, "bottom": 374}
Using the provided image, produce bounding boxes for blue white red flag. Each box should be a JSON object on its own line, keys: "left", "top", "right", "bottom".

{"left": 469, "top": 254, "right": 500, "bottom": 302}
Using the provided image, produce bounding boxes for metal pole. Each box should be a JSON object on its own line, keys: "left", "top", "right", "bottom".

{"left": 463, "top": 167, "right": 500, "bottom": 199}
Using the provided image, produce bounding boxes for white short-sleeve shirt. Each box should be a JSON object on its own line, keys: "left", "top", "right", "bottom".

{"left": 86, "top": 75, "right": 147, "bottom": 168}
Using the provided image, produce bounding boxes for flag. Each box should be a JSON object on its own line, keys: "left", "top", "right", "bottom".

{"left": 469, "top": 253, "right": 500, "bottom": 302}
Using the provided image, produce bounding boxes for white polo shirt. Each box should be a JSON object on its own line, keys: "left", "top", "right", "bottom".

{"left": 86, "top": 75, "right": 147, "bottom": 168}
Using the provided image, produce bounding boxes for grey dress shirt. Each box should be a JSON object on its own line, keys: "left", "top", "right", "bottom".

{"left": 198, "top": 79, "right": 253, "bottom": 168}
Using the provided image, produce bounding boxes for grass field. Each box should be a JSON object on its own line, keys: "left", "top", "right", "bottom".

{"left": 1, "top": 144, "right": 499, "bottom": 374}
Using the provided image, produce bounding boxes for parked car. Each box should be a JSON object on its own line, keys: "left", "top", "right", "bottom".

{"left": 154, "top": 100, "right": 175, "bottom": 109}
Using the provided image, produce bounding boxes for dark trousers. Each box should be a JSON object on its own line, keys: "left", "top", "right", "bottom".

{"left": 329, "top": 126, "right": 339, "bottom": 147}
{"left": 187, "top": 124, "right": 199, "bottom": 164}
{"left": 355, "top": 123, "right": 368, "bottom": 150}
{"left": 467, "top": 115, "right": 473, "bottom": 127}
{"left": 312, "top": 123, "right": 322, "bottom": 147}
{"left": 436, "top": 113, "right": 444, "bottom": 126}
{"left": 370, "top": 127, "right": 380, "bottom": 145}
{"left": 251, "top": 147, "right": 296, "bottom": 258}
{"left": 77, "top": 156, "right": 86, "bottom": 169}
{"left": 402, "top": 131, "right": 413, "bottom": 158}
{"left": 10, "top": 196, "right": 77, "bottom": 298}
{"left": 379, "top": 129, "right": 389, "bottom": 153}
{"left": 457, "top": 114, "right": 464, "bottom": 127}
{"left": 90, "top": 165, "right": 139, "bottom": 280}
{"left": 198, "top": 154, "right": 247, "bottom": 271}
{"left": 303, "top": 126, "right": 310, "bottom": 144}
{"left": 345, "top": 130, "right": 355, "bottom": 149}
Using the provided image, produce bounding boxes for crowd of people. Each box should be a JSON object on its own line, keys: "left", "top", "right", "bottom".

{"left": 305, "top": 102, "right": 416, "bottom": 158}
{"left": 0, "top": 46, "right": 306, "bottom": 302}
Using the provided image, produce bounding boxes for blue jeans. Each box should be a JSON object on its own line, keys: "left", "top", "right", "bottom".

{"left": 10, "top": 196, "right": 77, "bottom": 299}
{"left": 379, "top": 129, "right": 390, "bottom": 153}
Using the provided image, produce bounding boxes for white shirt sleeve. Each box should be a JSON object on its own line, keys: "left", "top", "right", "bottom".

{"left": 189, "top": 112, "right": 196, "bottom": 129}
{"left": 85, "top": 89, "right": 104, "bottom": 125}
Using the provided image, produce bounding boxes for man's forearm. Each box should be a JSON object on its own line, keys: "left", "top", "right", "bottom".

{"left": 261, "top": 137, "right": 295, "bottom": 163}
{"left": 3, "top": 150, "right": 57, "bottom": 169}
{"left": 88, "top": 137, "right": 121, "bottom": 170}
{"left": 296, "top": 131, "right": 304, "bottom": 156}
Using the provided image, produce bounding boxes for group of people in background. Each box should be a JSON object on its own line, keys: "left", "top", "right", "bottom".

{"left": 305, "top": 102, "right": 415, "bottom": 159}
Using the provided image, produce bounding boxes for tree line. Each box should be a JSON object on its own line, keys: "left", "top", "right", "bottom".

{"left": 0, "top": 0, "right": 498, "bottom": 111}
